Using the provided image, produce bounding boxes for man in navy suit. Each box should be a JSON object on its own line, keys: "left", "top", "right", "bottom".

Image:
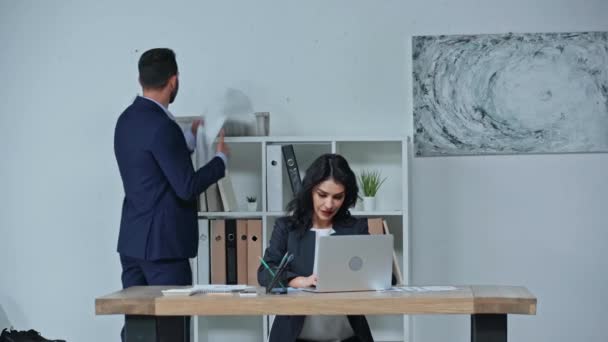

{"left": 114, "top": 48, "right": 228, "bottom": 339}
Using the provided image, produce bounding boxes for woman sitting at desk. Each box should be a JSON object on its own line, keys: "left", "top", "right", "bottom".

{"left": 258, "top": 153, "right": 374, "bottom": 342}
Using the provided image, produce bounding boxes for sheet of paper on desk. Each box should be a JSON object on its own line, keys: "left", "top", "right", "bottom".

{"left": 162, "top": 284, "right": 255, "bottom": 296}
{"left": 389, "top": 286, "right": 458, "bottom": 292}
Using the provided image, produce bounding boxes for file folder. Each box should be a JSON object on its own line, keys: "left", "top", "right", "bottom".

{"left": 246, "top": 219, "right": 263, "bottom": 286}
{"left": 367, "top": 218, "right": 385, "bottom": 235}
{"left": 383, "top": 220, "right": 404, "bottom": 285}
{"left": 206, "top": 183, "right": 223, "bottom": 212}
{"left": 266, "top": 145, "right": 284, "bottom": 211}
{"left": 281, "top": 144, "right": 302, "bottom": 196}
{"left": 210, "top": 220, "right": 226, "bottom": 284}
{"left": 197, "top": 219, "right": 210, "bottom": 284}
{"left": 368, "top": 218, "right": 404, "bottom": 285}
{"left": 236, "top": 220, "right": 249, "bottom": 285}
{"left": 218, "top": 171, "right": 238, "bottom": 212}
{"left": 225, "top": 219, "right": 237, "bottom": 284}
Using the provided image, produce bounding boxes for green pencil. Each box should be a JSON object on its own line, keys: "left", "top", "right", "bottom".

{"left": 259, "top": 256, "right": 285, "bottom": 288}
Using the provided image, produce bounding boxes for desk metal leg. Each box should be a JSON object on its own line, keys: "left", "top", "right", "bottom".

{"left": 471, "top": 314, "right": 507, "bottom": 342}
{"left": 125, "top": 315, "right": 190, "bottom": 342}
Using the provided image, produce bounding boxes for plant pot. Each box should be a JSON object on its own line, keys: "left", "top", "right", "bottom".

{"left": 247, "top": 202, "right": 258, "bottom": 211}
{"left": 362, "top": 196, "right": 376, "bottom": 211}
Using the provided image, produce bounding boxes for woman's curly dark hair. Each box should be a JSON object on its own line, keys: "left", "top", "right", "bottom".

{"left": 286, "top": 153, "right": 359, "bottom": 236}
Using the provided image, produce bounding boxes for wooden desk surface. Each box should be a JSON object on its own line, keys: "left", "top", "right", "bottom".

{"left": 95, "top": 286, "right": 536, "bottom": 316}
{"left": 95, "top": 285, "right": 536, "bottom": 316}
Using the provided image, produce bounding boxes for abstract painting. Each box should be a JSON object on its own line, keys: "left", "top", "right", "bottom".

{"left": 413, "top": 31, "right": 608, "bottom": 156}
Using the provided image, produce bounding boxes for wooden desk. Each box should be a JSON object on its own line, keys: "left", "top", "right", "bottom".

{"left": 95, "top": 285, "right": 536, "bottom": 342}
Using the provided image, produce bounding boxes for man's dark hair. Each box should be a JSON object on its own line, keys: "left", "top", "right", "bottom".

{"left": 138, "top": 48, "right": 178, "bottom": 89}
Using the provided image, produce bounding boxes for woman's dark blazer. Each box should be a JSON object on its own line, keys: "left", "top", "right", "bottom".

{"left": 257, "top": 216, "right": 374, "bottom": 342}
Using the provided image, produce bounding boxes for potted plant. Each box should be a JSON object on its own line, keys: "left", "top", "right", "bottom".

{"left": 246, "top": 196, "right": 257, "bottom": 211}
{"left": 357, "top": 170, "right": 386, "bottom": 211}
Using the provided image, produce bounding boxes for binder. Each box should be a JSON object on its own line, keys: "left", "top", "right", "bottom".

{"left": 367, "top": 218, "right": 385, "bottom": 235}
{"left": 368, "top": 218, "right": 404, "bottom": 285}
{"left": 197, "top": 219, "right": 210, "bottom": 284}
{"left": 246, "top": 219, "right": 263, "bottom": 286}
{"left": 281, "top": 144, "right": 302, "bottom": 196}
{"left": 383, "top": 220, "right": 404, "bottom": 285}
{"left": 266, "top": 145, "right": 284, "bottom": 212}
{"left": 236, "top": 220, "right": 249, "bottom": 285}
{"left": 198, "top": 192, "right": 208, "bottom": 212}
{"left": 218, "top": 171, "right": 238, "bottom": 212}
{"left": 210, "top": 220, "right": 226, "bottom": 284}
{"left": 206, "top": 183, "right": 223, "bottom": 212}
{"left": 225, "top": 220, "right": 238, "bottom": 285}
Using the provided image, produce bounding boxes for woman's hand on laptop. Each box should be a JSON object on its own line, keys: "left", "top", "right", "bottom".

{"left": 288, "top": 274, "right": 318, "bottom": 288}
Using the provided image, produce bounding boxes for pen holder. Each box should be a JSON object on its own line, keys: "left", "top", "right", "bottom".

{"left": 265, "top": 266, "right": 287, "bottom": 295}
{"left": 267, "top": 287, "right": 288, "bottom": 295}
{"left": 264, "top": 252, "right": 293, "bottom": 295}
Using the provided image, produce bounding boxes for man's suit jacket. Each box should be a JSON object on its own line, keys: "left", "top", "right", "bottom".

{"left": 258, "top": 216, "right": 374, "bottom": 342}
{"left": 114, "top": 96, "right": 225, "bottom": 261}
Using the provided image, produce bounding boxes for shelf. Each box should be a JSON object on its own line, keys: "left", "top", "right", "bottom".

{"left": 194, "top": 136, "right": 410, "bottom": 342}
{"left": 350, "top": 210, "right": 403, "bottom": 216}
{"left": 265, "top": 210, "right": 403, "bottom": 217}
{"left": 223, "top": 136, "right": 266, "bottom": 143}
{"left": 198, "top": 210, "right": 403, "bottom": 218}
{"left": 197, "top": 211, "right": 264, "bottom": 218}
{"left": 221, "top": 135, "right": 406, "bottom": 143}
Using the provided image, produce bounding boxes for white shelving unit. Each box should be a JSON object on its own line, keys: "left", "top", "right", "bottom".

{"left": 193, "top": 135, "right": 411, "bottom": 342}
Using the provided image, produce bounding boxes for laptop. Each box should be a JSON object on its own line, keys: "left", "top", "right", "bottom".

{"left": 303, "top": 234, "right": 393, "bottom": 293}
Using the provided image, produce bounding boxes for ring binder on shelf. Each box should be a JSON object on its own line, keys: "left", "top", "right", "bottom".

{"left": 225, "top": 220, "right": 237, "bottom": 284}
{"left": 236, "top": 220, "right": 248, "bottom": 285}
{"left": 266, "top": 145, "right": 284, "bottom": 211}
{"left": 247, "top": 220, "right": 263, "bottom": 286}
{"left": 210, "top": 220, "right": 226, "bottom": 284}
{"left": 281, "top": 144, "right": 302, "bottom": 196}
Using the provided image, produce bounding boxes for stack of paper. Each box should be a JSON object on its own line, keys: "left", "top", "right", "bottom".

{"left": 388, "top": 286, "right": 458, "bottom": 292}
{"left": 161, "top": 284, "right": 255, "bottom": 296}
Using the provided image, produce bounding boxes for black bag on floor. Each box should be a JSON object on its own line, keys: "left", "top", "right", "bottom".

{"left": 0, "top": 329, "right": 65, "bottom": 342}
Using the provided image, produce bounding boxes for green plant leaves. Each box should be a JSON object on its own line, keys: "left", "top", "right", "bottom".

{"left": 357, "top": 170, "right": 387, "bottom": 197}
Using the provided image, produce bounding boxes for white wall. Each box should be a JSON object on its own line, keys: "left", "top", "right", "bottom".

{"left": 407, "top": 1, "right": 608, "bottom": 342}
{"left": 412, "top": 153, "right": 608, "bottom": 342}
{"left": 0, "top": 0, "right": 606, "bottom": 341}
